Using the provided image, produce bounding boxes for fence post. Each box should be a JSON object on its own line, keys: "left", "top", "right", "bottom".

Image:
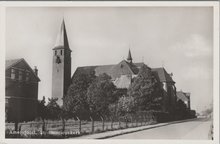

{"left": 111, "top": 117, "right": 113, "bottom": 130}
{"left": 125, "top": 117, "right": 128, "bottom": 128}
{"left": 146, "top": 115, "right": 148, "bottom": 125}
{"left": 41, "top": 120, "right": 45, "bottom": 138}
{"left": 42, "top": 120, "right": 45, "bottom": 133}
{"left": 150, "top": 115, "right": 153, "bottom": 124}
{"left": 90, "top": 116, "right": 94, "bottom": 133}
{"left": 119, "top": 118, "right": 121, "bottom": 129}
{"left": 136, "top": 117, "right": 138, "bottom": 127}
{"left": 100, "top": 116, "right": 104, "bottom": 131}
{"left": 62, "top": 118, "right": 65, "bottom": 134}
{"left": 145, "top": 115, "right": 147, "bottom": 125}
{"left": 14, "top": 121, "right": 18, "bottom": 131}
{"left": 131, "top": 116, "right": 133, "bottom": 127}
{"left": 144, "top": 115, "right": 147, "bottom": 125}
{"left": 140, "top": 116, "right": 142, "bottom": 126}
{"left": 141, "top": 116, "right": 143, "bottom": 126}
{"left": 76, "top": 117, "right": 81, "bottom": 134}
{"left": 18, "top": 124, "right": 22, "bottom": 133}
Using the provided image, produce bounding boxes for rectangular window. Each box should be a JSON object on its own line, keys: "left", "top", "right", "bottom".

{"left": 60, "top": 50, "right": 62, "bottom": 55}
{"left": 26, "top": 71, "right": 30, "bottom": 81}
{"left": 19, "top": 70, "right": 23, "bottom": 81}
{"left": 11, "top": 69, "right": 15, "bottom": 79}
{"left": 5, "top": 98, "right": 8, "bottom": 105}
{"left": 55, "top": 50, "right": 57, "bottom": 56}
{"left": 15, "top": 70, "right": 19, "bottom": 79}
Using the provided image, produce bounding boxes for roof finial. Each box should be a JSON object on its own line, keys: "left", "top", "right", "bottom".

{"left": 127, "top": 49, "right": 133, "bottom": 63}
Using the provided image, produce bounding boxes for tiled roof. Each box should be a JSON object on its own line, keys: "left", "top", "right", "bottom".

{"left": 152, "top": 68, "right": 175, "bottom": 83}
{"left": 75, "top": 60, "right": 137, "bottom": 80}
{"left": 113, "top": 75, "right": 131, "bottom": 89}
{"left": 177, "top": 91, "right": 189, "bottom": 102}
{"left": 72, "top": 61, "right": 174, "bottom": 83}
{"left": 5, "top": 58, "right": 40, "bottom": 81}
{"left": 6, "top": 58, "right": 23, "bottom": 70}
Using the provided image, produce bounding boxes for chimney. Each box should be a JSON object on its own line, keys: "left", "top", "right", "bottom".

{"left": 170, "top": 73, "right": 173, "bottom": 77}
{"left": 34, "top": 66, "right": 38, "bottom": 76}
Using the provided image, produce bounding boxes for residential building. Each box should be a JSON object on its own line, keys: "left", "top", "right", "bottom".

{"left": 5, "top": 58, "right": 40, "bottom": 122}
{"left": 176, "top": 91, "right": 191, "bottom": 110}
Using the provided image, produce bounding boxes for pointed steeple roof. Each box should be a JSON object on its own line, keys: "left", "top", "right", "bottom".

{"left": 53, "top": 19, "right": 70, "bottom": 50}
{"left": 127, "top": 49, "right": 133, "bottom": 63}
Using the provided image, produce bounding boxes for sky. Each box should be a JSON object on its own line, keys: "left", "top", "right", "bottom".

{"left": 6, "top": 7, "right": 213, "bottom": 113}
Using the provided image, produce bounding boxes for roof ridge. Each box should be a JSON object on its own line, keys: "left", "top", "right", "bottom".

{"left": 5, "top": 58, "right": 40, "bottom": 81}
{"left": 123, "top": 61, "right": 136, "bottom": 74}
{"left": 6, "top": 58, "right": 24, "bottom": 70}
{"left": 77, "top": 63, "right": 115, "bottom": 68}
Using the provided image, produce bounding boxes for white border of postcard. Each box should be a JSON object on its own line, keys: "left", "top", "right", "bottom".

{"left": 0, "top": 1, "right": 219, "bottom": 144}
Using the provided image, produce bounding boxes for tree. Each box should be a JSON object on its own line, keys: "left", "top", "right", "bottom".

{"left": 63, "top": 69, "right": 96, "bottom": 119}
{"left": 87, "top": 73, "right": 117, "bottom": 117}
{"left": 127, "top": 65, "right": 163, "bottom": 112}
{"left": 37, "top": 96, "right": 47, "bottom": 121}
{"left": 36, "top": 96, "right": 48, "bottom": 132}
{"left": 45, "top": 98, "right": 70, "bottom": 133}
{"left": 117, "top": 95, "right": 136, "bottom": 115}
{"left": 46, "top": 98, "right": 61, "bottom": 120}
{"left": 175, "top": 99, "right": 189, "bottom": 120}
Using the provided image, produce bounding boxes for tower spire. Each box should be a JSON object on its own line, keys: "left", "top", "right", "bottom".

{"left": 52, "top": 20, "right": 72, "bottom": 106}
{"left": 127, "top": 49, "right": 133, "bottom": 63}
{"left": 54, "top": 19, "right": 70, "bottom": 50}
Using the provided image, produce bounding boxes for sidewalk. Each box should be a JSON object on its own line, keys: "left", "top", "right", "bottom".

{"left": 182, "top": 120, "right": 212, "bottom": 139}
{"left": 74, "top": 118, "right": 197, "bottom": 139}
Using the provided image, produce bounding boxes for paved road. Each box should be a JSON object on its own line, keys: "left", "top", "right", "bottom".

{"left": 110, "top": 118, "right": 212, "bottom": 139}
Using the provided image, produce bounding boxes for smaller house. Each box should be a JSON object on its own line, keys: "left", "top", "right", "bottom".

{"left": 5, "top": 58, "right": 40, "bottom": 122}
{"left": 176, "top": 91, "right": 191, "bottom": 110}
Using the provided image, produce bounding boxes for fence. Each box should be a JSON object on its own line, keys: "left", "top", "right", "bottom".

{"left": 5, "top": 111, "right": 167, "bottom": 138}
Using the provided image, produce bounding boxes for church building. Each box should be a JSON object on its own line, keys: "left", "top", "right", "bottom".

{"left": 51, "top": 20, "right": 177, "bottom": 113}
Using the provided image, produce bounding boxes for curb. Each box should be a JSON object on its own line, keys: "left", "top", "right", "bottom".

{"left": 76, "top": 118, "right": 198, "bottom": 139}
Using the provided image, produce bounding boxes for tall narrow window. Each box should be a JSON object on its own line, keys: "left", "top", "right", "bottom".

{"left": 26, "top": 71, "right": 30, "bottom": 81}
{"left": 11, "top": 68, "right": 15, "bottom": 80}
{"left": 55, "top": 50, "right": 57, "bottom": 56}
{"left": 60, "top": 50, "right": 62, "bottom": 55}
{"left": 19, "top": 70, "right": 23, "bottom": 81}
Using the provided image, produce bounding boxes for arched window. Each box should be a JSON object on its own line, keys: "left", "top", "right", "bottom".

{"left": 56, "top": 56, "right": 61, "bottom": 64}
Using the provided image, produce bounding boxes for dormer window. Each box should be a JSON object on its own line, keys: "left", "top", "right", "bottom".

{"left": 11, "top": 68, "right": 15, "bottom": 80}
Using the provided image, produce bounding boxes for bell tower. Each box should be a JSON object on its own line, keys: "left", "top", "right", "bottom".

{"left": 52, "top": 20, "right": 72, "bottom": 106}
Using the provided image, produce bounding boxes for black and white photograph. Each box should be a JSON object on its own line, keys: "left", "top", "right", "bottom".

{"left": 1, "top": 1, "right": 219, "bottom": 143}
